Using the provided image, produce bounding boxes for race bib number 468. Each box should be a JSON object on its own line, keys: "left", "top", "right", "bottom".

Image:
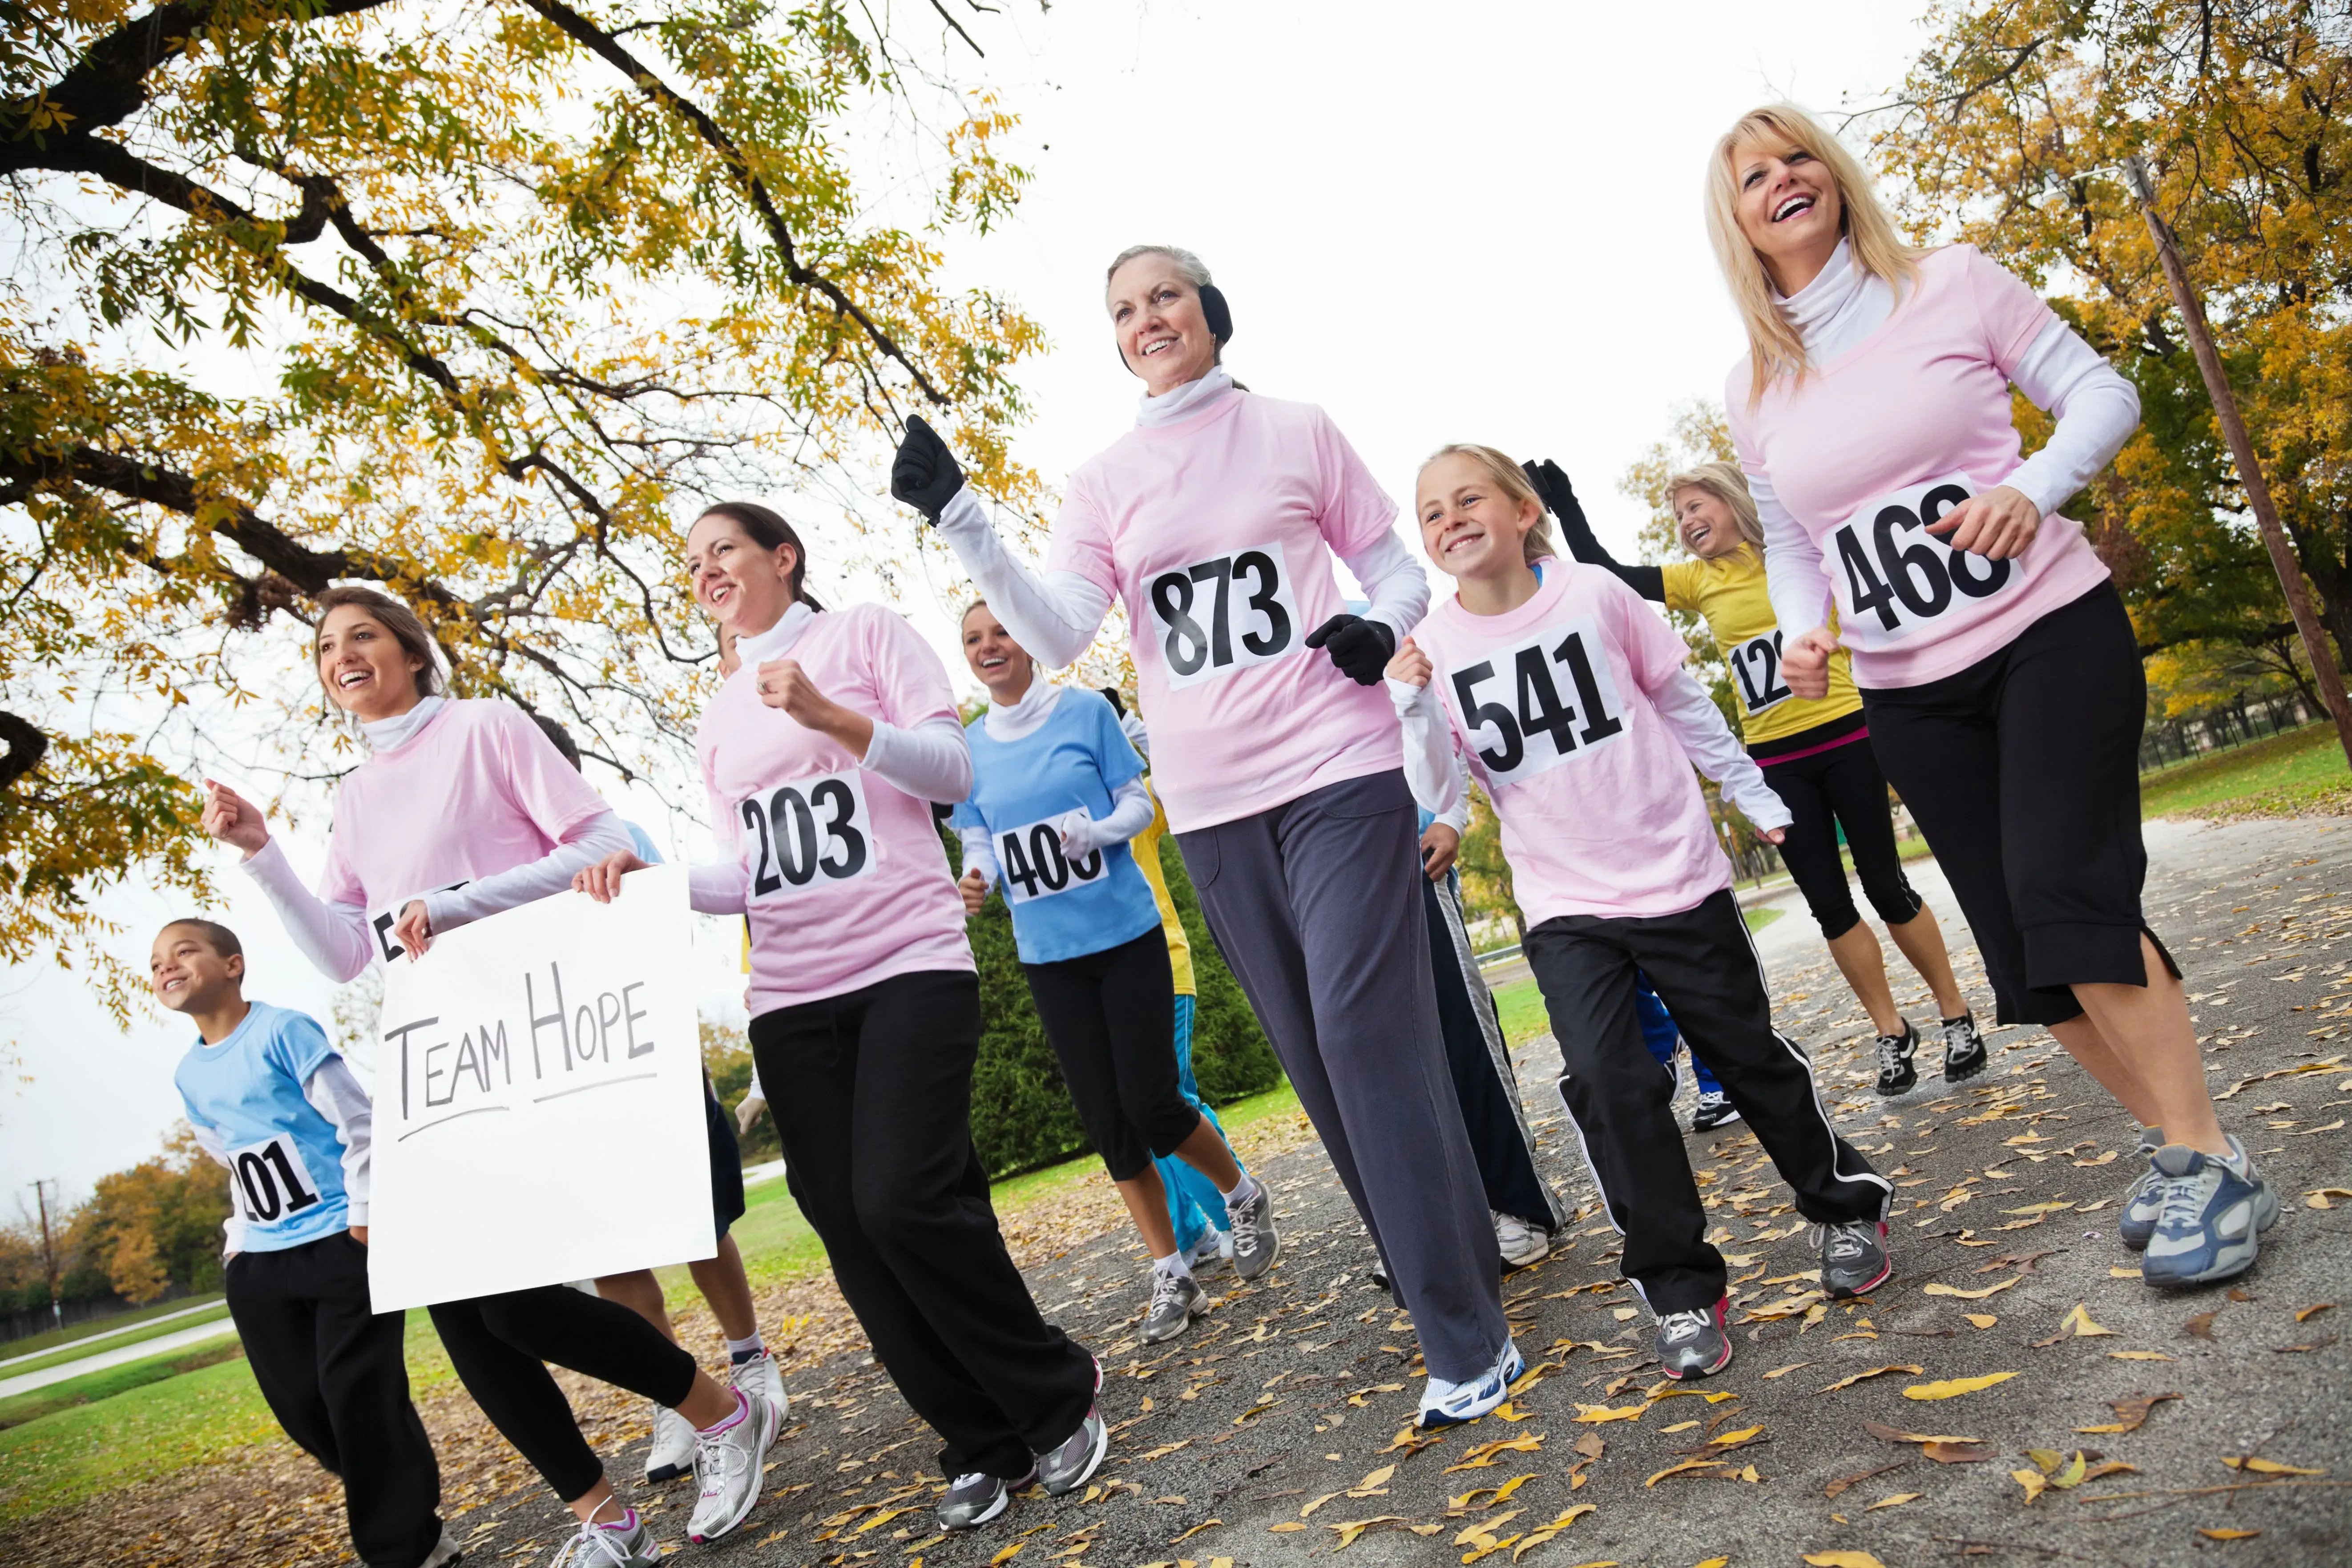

{"left": 1146, "top": 541, "right": 1300, "bottom": 689}
{"left": 738, "top": 767, "right": 878, "bottom": 901}
{"left": 1444, "top": 617, "right": 1626, "bottom": 788}
{"left": 1828, "top": 473, "right": 2015, "bottom": 650}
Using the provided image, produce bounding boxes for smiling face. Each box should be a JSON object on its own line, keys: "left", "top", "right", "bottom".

{"left": 1674, "top": 485, "right": 1747, "bottom": 560}
{"left": 1731, "top": 135, "right": 1845, "bottom": 294}
{"left": 317, "top": 604, "right": 427, "bottom": 722}
{"left": 149, "top": 924, "right": 241, "bottom": 1016}
{"left": 1107, "top": 254, "right": 1219, "bottom": 396}
{"left": 961, "top": 603, "right": 1033, "bottom": 704}
{"left": 686, "top": 512, "right": 797, "bottom": 637}
{"left": 1416, "top": 452, "right": 1542, "bottom": 584}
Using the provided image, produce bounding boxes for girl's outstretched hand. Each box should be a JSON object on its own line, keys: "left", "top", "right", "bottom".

{"left": 573, "top": 850, "right": 650, "bottom": 903}
{"left": 202, "top": 779, "right": 271, "bottom": 857}
{"left": 1779, "top": 626, "right": 1841, "bottom": 700}
{"left": 1385, "top": 636, "right": 1433, "bottom": 688}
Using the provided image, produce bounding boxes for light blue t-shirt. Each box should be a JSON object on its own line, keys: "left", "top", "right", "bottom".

{"left": 954, "top": 692, "right": 1165, "bottom": 965}
{"left": 624, "top": 819, "right": 664, "bottom": 864}
{"left": 174, "top": 1002, "right": 352, "bottom": 1250}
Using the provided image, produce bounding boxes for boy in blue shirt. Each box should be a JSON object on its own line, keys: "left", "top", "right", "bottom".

{"left": 154, "top": 918, "right": 457, "bottom": 1568}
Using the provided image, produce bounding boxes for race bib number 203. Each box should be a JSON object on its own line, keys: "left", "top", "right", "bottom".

{"left": 1828, "top": 473, "right": 2016, "bottom": 651}
{"left": 1146, "top": 541, "right": 1301, "bottom": 689}
{"left": 738, "top": 767, "right": 878, "bottom": 901}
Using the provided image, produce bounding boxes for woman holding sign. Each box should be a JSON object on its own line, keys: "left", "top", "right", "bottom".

{"left": 895, "top": 245, "right": 1514, "bottom": 1427}
{"left": 951, "top": 601, "right": 1264, "bottom": 1346}
{"left": 202, "top": 586, "right": 781, "bottom": 1561}
{"left": 1709, "top": 103, "right": 2271, "bottom": 1287}
{"left": 576, "top": 505, "right": 1107, "bottom": 1536}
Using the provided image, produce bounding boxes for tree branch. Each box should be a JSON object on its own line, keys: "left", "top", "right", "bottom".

{"left": 0, "top": 711, "right": 48, "bottom": 794}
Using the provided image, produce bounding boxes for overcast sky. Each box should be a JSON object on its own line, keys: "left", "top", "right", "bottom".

{"left": 2, "top": 0, "right": 1943, "bottom": 1207}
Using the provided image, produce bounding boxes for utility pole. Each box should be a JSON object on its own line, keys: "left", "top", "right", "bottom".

{"left": 30, "top": 1180, "right": 62, "bottom": 1332}
{"left": 2123, "top": 155, "right": 2352, "bottom": 770}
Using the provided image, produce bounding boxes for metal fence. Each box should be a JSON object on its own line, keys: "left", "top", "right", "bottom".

{"left": 2140, "top": 692, "right": 2320, "bottom": 774}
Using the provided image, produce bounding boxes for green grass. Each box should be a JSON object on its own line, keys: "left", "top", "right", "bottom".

{"left": 0, "top": 1295, "right": 225, "bottom": 1365}
{"left": 0, "top": 1338, "right": 247, "bottom": 1432}
{"left": 2139, "top": 721, "right": 2349, "bottom": 819}
{"left": 0, "top": 1300, "right": 233, "bottom": 1381}
{"left": 1493, "top": 977, "right": 1549, "bottom": 1048}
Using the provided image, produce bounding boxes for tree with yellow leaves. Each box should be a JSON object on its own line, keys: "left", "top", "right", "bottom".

{"left": 2, "top": 0, "right": 1043, "bottom": 1013}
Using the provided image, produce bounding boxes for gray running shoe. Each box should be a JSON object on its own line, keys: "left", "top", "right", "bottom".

{"left": 1817, "top": 1218, "right": 1893, "bottom": 1297}
{"left": 1226, "top": 1181, "right": 1280, "bottom": 1282}
{"left": 550, "top": 1513, "right": 653, "bottom": 1568}
{"left": 1036, "top": 1407, "right": 1109, "bottom": 1497}
{"left": 936, "top": 1466, "right": 1030, "bottom": 1531}
{"left": 2117, "top": 1126, "right": 2166, "bottom": 1252}
{"left": 1139, "top": 1268, "right": 1205, "bottom": 1343}
{"left": 1493, "top": 1211, "right": 1550, "bottom": 1270}
{"left": 1656, "top": 1298, "right": 1732, "bottom": 1380}
{"left": 688, "top": 1389, "right": 781, "bottom": 1543}
{"left": 1939, "top": 1012, "right": 1988, "bottom": 1082}
{"left": 2141, "top": 1137, "right": 2278, "bottom": 1288}
{"left": 422, "top": 1526, "right": 464, "bottom": 1568}
{"left": 1874, "top": 1020, "right": 1920, "bottom": 1096}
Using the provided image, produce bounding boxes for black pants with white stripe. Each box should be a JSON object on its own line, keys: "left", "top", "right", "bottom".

{"left": 1525, "top": 887, "right": 1889, "bottom": 1313}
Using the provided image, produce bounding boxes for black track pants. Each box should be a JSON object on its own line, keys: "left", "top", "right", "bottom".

{"left": 1861, "top": 582, "right": 2174, "bottom": 1026}
{"left": 751, "top": 969, "right": 1097, "bottom": 1482}
{"left": 428, "top": 1284, "right": 696, "bottom": 1504}
{"left": 229, "top": 1233, "right": 444, "bottom": 1568}
{"left": 1757, "top": 722, "right": 1924, "bottom": 941}
{"left": 1525, "top": 888, "right": 1891, "bottom": 1313}
{"left": 1023, "top": 930, "right": 1201, "bottom": 1183}
{"left": 1424, "top": 872, "right": 1564, "bottom": 1230}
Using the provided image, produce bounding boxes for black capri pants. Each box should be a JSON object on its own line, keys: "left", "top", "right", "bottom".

{"left": 1023, "top": 928, "right": 1202, "bottom": 1182}
{"left": 1754, "top": 712, "right": 1924, "bottom": 940}
{"left": 1861, "top": 582, "right": 2175, "bottom": 1027}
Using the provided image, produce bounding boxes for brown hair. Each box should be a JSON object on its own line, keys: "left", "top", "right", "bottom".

{"left": 1417, "top": 444, "right": 1556, "bottom": 564}
{"left": 313, "top": 586, "right": 444, "bottom": 702}
{"left": 160, "top": 917, "right": 243, "bottom": 961}
{"left": 1666, "top": 460, "right": 1767, "bottom": 553}
{"left": 694, "top": 503, "right": 825, "bottom": 613}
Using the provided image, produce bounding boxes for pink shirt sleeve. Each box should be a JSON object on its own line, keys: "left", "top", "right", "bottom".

{"left": 1043, "top": 473, "right": 1119, "bottom": 599}
{"left": 860, "top": 604, "right": 961, "bottom": 730}
{"left": 318, "top": 814, "right": 364, "bottom": 907}
{"left": 1605, "top": 576, "right": 1694, "bottom": 695}
{"left": 1957, "top": 244, "right": 2060, "bottom": 375}
{"left": 1309, "top": 407, "right": 1400, "bottom": 558}
{"left": 487, "top": 704, "right": 609, "bottom": 844}
{"left": 702, "top": 731, "right": 740, "bottom": 859}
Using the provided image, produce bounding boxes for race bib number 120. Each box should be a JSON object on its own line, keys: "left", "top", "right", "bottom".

{"left": 1146, "top": 541, "right": 1300, "bottom": 689}
{"left": 1444, "top": 617, "right": 1626, "bottom": 788}
{"left": 1728, "top": 630, "right": 1792, "bottom": 716}
{"left": 739, "top": 767, "right": 878, "bottom": 901}
{"left": 1827, "top": 473, "right": 2015, "bottom": 650}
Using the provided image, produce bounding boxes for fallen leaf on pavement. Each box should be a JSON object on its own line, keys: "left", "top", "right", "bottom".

{"left": 1168, "top": 1520, "right": 1221, "bottom": 1543}
{"left": 1823, "top": 1460, "right": 1909, "bottom": 1499}
{"left": 1380, "top": 1427, "right": 1445, "bottom": 1456}
{"left": 1818, "top": 1364, "right": 1924, "bottom": 1394}
{"left": 2296, "top": 1303, "right": 2335, "bottom": 1322}
{"left": 1903, "top": 1372, "right": 2017, "bottom": 1399}
{"left": 1453, "top": 1508, "right": 1523, "bottom": 1547}
{"left": 2184, "top": 1312, "right": 2219, "bottom": 1340}
{"left": 2012, "top": 1467, "right": 2048, "bottom": 1504}
{"left": 2076, "top": 1392, "right": 2180, "bottom": 1434}
{"left": 2033, "top": 1304, "right": 2117, "bottom": 1346}
{"left": 1863, "top": 1492, "right": 1921, "bottom": 1509}
{"left": 1348, "top": 1465, "right": 1397, "bottom": 1495}
{"left": 1267, "top": 1522, "right": 1306, "bottom": 1534}
{"left": 1802, "top": 1552, "right": 1889, "bottom": 1567}
{"left": 2306, "top": 1188, "right": 2352, "bottom": 1210}
{"left": 2273, "top": 1332, "right": 2340, "bottom": 1354}
{"left": 2082, "top": 1462, "right": 2137, "bottom": 1481}
{"left": 1573, "top": 1432, "right": 1605, "bottom": 1459}
{"left": 1964, "top": 1313, "right": 1998, "bottom": 1329}
{"left": 1924, "top": 1278, "right": 2019, "bottom": 1300}
{"left": 1922, "top": 1440, "right": 1996, "bottom": 1463}
{"left": 1444, "top": 1435, "right": 1545, "bottom": 1471}
{"left": 2223, "top": 1457, "right": 2327, "bottom": 1475}
{"left": 2109, "top": 1266, "right": 2142, "bottom": 1278}
{"left": 1448, "top": 1474, "right": 1539, "bottom": 1512}
{"left": 1502, "top": 1504, "right": 1594, "bottom": 1560}
{"left": 1709, "top": 1425, "right": 1763, "bottom": 1446}
{"left": 1571, "top": 1403, "right": 1648, "bottom": 1424}
{"left": 2109, "top": 1350, "right": 2175, "bottom": 1362}
{"left": 2197, "top": 1528, "right": 2262, "bottom": 1540}
{"left": 1762, "top": 1362, "right": 1813, "bottom": 1379}
{"left": 1326, "top": 1516, "right": 1410, "bottom": 1548}
{"left": 1861, "top": 1420, "right": 1985, "bottom": 1445}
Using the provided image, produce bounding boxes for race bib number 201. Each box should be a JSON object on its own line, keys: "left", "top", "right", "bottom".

{"left": 1444, "top": 617, "right": 1626, "bottom": 788}
{"left": 228, "top": 1133, "right": 323, "bottom": 1225}
{"left": 1828, "top": 474, "right": 2015, "bottom": 650}
{"left": 1146, "top": 541, "right": 1300, "bottom": 689}
{"left": 739, "top": 767, "right": 878, "bottom": 901}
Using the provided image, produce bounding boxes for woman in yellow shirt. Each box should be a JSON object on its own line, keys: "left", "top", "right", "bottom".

{"left": 1530, "top": 459, "right": 1983, "bottom": 1094}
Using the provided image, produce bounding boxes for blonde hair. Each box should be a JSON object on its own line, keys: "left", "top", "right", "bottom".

{"left": 1706, "top": 103, "right": 1920, "bottom": 406}
{"left": 1418, "top": 444, "right": 1554, "bottom": 564}
{"left": 1666, "top": 460, "right": 1766, "bottom": 553}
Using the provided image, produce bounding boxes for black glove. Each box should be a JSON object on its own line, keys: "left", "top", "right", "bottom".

{"left": 1305, "top": 614, "right": 1396, "bottom": 686}
{"left": 1520, "top": 458, "right": 1584, "bottom": 525}
{"left": 891, "top": 415, "right": 964, "bottom": 524}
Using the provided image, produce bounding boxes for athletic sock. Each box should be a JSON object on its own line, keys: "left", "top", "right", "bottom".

{"left": 695, "top": 1389, "right": 748, "bottom": 1435}
{"left": 726, "top": 1333, "right": 767, "bottom": 1364}
{"left": 591, "top": 1505, "right": 641, "bottom": 1535}
{"left": 1220, "top": 1171, "right": 1260, "bottom": 1208}
{"left": 1152, "top": 1250, "right": 1193, "bottom": 1281}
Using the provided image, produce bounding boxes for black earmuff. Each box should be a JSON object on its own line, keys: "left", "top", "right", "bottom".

{"left": 1119, "top": 282, "right": 1235, "bottom": 375}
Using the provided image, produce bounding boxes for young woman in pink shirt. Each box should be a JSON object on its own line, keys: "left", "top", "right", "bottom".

{"left": 892, "top": 245, "right": 1514, "bottom": 1427}
{"left": 202, "top": 587, "right": 779, "bottom": 1564}
{"left": 1711, "top": 102, "right": 2271, "bottom": 1288}
{"left": 574, "top": 504, "right": 1106, "bottom": 1533}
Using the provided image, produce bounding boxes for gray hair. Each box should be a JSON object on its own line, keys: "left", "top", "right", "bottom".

{"left": 1105, "top": 243, "right": 1214, "bottom": 293}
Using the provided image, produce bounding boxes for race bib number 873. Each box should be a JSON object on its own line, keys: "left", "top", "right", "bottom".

{"left": 1444, "top": 617, "right": 1626, "bottom": 788}
{"left": 1146, "top": 541, "right": 1300, "bottom": 689}
{"left": 1828, "top": 473, "right": 2015, "bottom": 650}
{"left": 738, "top": 767, "right": 878, "bottom": 901}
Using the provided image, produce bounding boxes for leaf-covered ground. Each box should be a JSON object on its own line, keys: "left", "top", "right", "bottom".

{"left": 11, "top": 818, "right": 2352, "bottom": 1568}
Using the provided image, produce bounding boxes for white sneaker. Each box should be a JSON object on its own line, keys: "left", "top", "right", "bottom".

{"left": 1492, "top": 1211, "right": 1550, "bottom": 1270}
{"left": 730, "top": 1348, "right": 788, "bottom": 1426}
{"left": 421, "top": 1525, "right": 464, "bottom": 1568}
{"left": 551, "top": 1512, "right": 655, "bottom": 1568}
{"left": 1417, "top": 1337, "right": 1523, "bottom": 1429}
{"left": 644, "top": 1401, "right": 695, "bottom": 1482}
{"left": 687, "top": 1390, "right": 781, "bottom": 1543}
{"left": 1186, "top": 1225, "right": 1234, "bottom": 1273}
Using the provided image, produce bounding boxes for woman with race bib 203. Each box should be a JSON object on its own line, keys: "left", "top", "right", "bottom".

{"left": 1711, "top": 102, "right": 2271, "bottom": 1288}
{"left": 895, "top": 245, "right": 1516, "bottom": 1426}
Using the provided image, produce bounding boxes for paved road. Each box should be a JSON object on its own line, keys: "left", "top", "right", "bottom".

{"left": 0, "top": 1314, "right": 240, "bottom": 1400}
{"left": 0, "top": 1299, "right": 226, "bottom": 1373}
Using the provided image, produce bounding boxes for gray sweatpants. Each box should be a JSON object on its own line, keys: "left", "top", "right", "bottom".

{"left": 1177, "top": 769, "right": 1508, "bottom": 1381}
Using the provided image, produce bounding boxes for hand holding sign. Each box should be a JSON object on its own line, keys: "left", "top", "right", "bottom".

{"left": 1779, "top": 625, "right": 1841, "bottom": 701}
{"left": 574, "top": 849, "right": 650, "bottom": 903}
{"left": 1926, "top": 482, "right": 2040, "bottom": 560}
{"left": 391, "top": 899, "right": 432, "bottom": 959}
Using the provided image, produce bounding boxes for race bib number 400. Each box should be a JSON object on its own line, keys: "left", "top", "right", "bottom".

{"left": 1146, "top": 541, "right": 1300, "bottom": 689}
{"left": 738, "top": 767, "right": 878, "bottom": 901}
{"left": 1828, "top": 473, "right": 2016, "bottom": 650}
{"left": 1728, "top": 630, "right": 1792, "bottom": 716}
{"left": 227, "top": 1132, "right": 324, "bottom": 1225}
{"left": 1444, "top": 617, "right": 1626, "bottom": 789}
{"left": 997, "top": 816, "right": 1106, "bottom": 905}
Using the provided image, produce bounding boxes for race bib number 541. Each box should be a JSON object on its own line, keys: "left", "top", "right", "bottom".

{"left": 1828, "top": 474, "right": 2015, "bottom": 650}
{"left": 1146, "top": 541, "right": 1300, "bottom": 689}
{"left": 738, "top": 767, "right": 878, "bottom": 901}
{"left": 1444, "top": 617, "right": 1626, "bottom": 788}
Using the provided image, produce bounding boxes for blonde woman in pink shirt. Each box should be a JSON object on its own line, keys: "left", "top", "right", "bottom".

{"left": 892, "top": 245, "right": 1514, "bottom": 1428}
{"left": 1711, "top": 103, "right": 2271, "bottom": 1289}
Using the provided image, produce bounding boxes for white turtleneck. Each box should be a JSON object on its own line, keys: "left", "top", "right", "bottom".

{"left": 956, "top": 681, "right": 1155, "bottom": 895}
{"left": 1748, "top": 239, "right": 2142, "bottom": 641}
{"left": 359, "top": 693, "right": 447, "bottom": 753}
{"left": 1135, "top": 364, "right": 1237, "bottom": 428}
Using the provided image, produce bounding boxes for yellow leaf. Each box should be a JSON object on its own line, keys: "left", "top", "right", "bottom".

{"left": 1710, "top": 1425, "right": 1763, "bottom": 1445}
{"left": 1504, "top": 1504, "right": 1595, "bottom": 1560}
{"left": 1267, "top": 1522, "right": 1306, "bottom": 1533}
{"left": 2012, "top": 1467, "right": 2048, "bottom": 1504}
{"left": 1454, "top": 1509, "right": 1522, "bottom": 1547}
{"left": 2050, "top": 1451, "right": 2090, "bottom": 1488}
{"left": 1864, "top": 1491, "right": 1922, "bottom": 1509}
{"left": 1817, "top": 1363, "right": 1923, "bottom": 1394}
{"left": 1762, "top": 1361, "right": 1813, "bottom": 1379}
{"left": 1964, "top": 1313, "right": 1998, "bottom": 1329}
{"left": 1922, "top": 1278, "right": 2019, "bottom": 1300}
{"left": 2304, "top": 1188, "right": 2352, "bottom": 1210}
{"left": 2108, "top": 1266, "right": 2142, "bottom": 1278}
{"left": 1802, "top": 1554, "right": 1889, "bottom": 1567}
{"left": 1572, "top": 1402, "right": 1649, "bottom": 1423}
{"left": 1350, "top": 1465, "right": 1396, "bottom": 1494}
{"left": 1692, "top": 1560, "right": 1731, "bottom": 1568}
{"left": 1327, "top": 1516, "right": 1411, "bottom": 1548}
{"left": 2296, "top": 1302, "right": 2335, "bottom": 1322}
{"left": 2108, "top": 1350, "right": 2175, "bottom": 1361}
{"left": 1645, "top": 1458, "right": 1730, "bottom": 1486}
{"left": 2056, "top": 1303, "right": 2115, "bottom": 1338}
{"left": 1491, "top": 1402, "right": 1535, "bottom": 1422}
{"left": 1903, "top": 1372, "right": 2018, "bottom": 1399}
{"left": 1298, "top": 1492, "right": 1342, "bottom": 1518}
{"left": 2198, "top": 1528, "right": 2263, "bottom": 1540}
{"left": 2223, "top": 1457, "right": 2327, "bottom": 1476}
{"left": 990, "top": 1546, "right": 1025, "bottom": 1566}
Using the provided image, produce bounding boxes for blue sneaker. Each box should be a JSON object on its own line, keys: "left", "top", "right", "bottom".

{"left": 1416, "top": 1338, "right": 1523, "bottom": 1429}
{"left": 2140, "top": 1137, "right": 2277, "bottom": 1288}
{"left": 2117, "top": 1126, "right": 2165, "bottom": 1252}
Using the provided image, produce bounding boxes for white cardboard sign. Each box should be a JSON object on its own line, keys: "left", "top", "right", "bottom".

{"left": 366, "top": 864, "right": 712, "bottom": 1310}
